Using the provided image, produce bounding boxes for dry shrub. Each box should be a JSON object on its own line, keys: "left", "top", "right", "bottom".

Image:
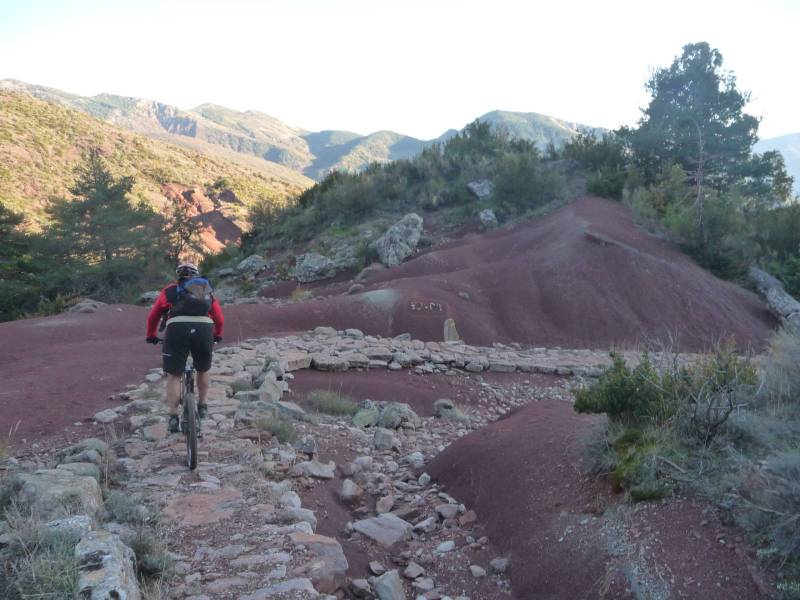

{"left": 762, "top": 327, "right": 800, "bottom": 412}
{"left": 255, "top": 415, "right": 297, "bottom": 443}
{"left": 306, "top": 389, "right": 358, "bottom": 416}
{"left": 290, "top": 286, "right": 312, "bottom": 302}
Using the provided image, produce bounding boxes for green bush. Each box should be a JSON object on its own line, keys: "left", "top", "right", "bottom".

{"left": 563, "top": 131, "right": 628, "bottom": 200}
{"left": 574, "top": 352, "right": 679, "bottom": 423}
{"left": 306, "top": 390, "right": 358, "bottom": 416}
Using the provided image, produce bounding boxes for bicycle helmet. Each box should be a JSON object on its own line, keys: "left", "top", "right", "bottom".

{"left": 176, "top": 262, "right": 200, "bottom": 279}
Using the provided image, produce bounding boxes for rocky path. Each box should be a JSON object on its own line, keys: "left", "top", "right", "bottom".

{"left": 2, "top": 328, "right": 769, "bottom": 599}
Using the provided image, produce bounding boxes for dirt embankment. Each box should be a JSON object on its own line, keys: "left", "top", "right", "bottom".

{"left": 427, "top": 399, "right": 769, "bottom": 599}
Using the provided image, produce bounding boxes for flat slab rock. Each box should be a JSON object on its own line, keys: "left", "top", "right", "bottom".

{"left": 353, "top": 513, "right": 413, "bottom": 548}
{"left": 75, "top": 530, "right": 140, "bottom": 600}
{"left": 292, "top": 460, "right": 336, "bottom": 479}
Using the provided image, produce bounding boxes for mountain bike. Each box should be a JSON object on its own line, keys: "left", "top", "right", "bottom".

{"left": 156, "top": 339, "right": 200, "bottom": 470}
{"left": 180, "top": 357, "right": 200, "bottom": 471}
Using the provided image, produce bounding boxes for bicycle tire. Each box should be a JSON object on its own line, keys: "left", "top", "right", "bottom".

{"left": 184, "top": 390, "right": 198, "bottom": 470}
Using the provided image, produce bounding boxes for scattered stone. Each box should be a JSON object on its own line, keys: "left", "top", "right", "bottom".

{"left": 57, "top": 462, "right": 101, "bottom": 481}
{"left": 353, "top": 406, "right": 380, "bottom": 428}
{"left": 293, "top": 460, "right": 336, "bottom": 479}
{"left": 470, "top": 565, "right": 487, "bottom": 578}
{"left": 435, "top": 504, "right": 459, "bottom": 520}
{"left": 289, "top": 532, "right": 349, "bottom": 593}
{"left": 278, "top": 507, "right": 318, "bottom": 531}
{"left": 413, "top": 577, "right": 435, "bottom": 592}
{"left": 435, "top": 540, "right": 455, "bottom": 554}
{"left": 373, "top": 428, "right": 398, "bottom": 450}
{"left": 378, "top": 402, "right": 421, "bottom": 430}
{"left": 459, "top": 510, "right": 478, "bottom": 527}
{"left": 376, "top": 495, "right": 395, "bottom": 514}
{"left": 236, "top": 254, "right": 267, "bottom": 275}
{"left": 75, "top": 530, "right": 140, "bottom": 600}
{"left": 240, "top": 577, "right": 317, "bottom": 599}
{"left": 432, "top": 398, "right": 468, "bottom": 422}
{"left": 403, "top": 561, "right": 426, "bottom": 579}
{"left": 294, "top": 252, "right": 338, "bottom": 283}
{"left": 339, "top": 479, "right": 363, "bottom": 505}
{"left": 490, "top": 556, "right": 510, "bottom": 574}
{"left": 478, "top": 208, "right": 499, "bottom": 229}
{"left": 351, "top": 578, "right": 373, "bottom": 598}
{"left": 443, "top": 318, "right": 460, "bottom": 342}
{"left": 373, "top": 569, "right": 405, "bottom": 600}
{"left": 93, "top": 408, "right": 119, "bottom": 424}
{"left": 353, "top": 513, "right": 413, "bottom": 547}
{"left": 369, "top": 561, "right": 387, "bottom": 576}
{"left": 467, "top": 179, "right": 494, "bottom": 200}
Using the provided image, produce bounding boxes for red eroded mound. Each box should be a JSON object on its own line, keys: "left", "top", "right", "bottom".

{"left": 251, "top": 196, "right": 774, "bottom": 350}
{"left": 426, "top": 400, "right": 767, "bottom": 599}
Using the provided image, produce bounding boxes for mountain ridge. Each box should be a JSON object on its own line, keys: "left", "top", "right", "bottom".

{"left": 0, "top": 90, "right": 311, "bottom": 238}
{"left": 0, "top": 79, "right": 602, "bottom": 180}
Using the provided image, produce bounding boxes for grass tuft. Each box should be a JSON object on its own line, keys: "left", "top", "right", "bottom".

{"left": 255, "top": 415, "right": 297, "bottom": 443}
{"left": 306, "top": 389, "right": 358, "bottom": 416}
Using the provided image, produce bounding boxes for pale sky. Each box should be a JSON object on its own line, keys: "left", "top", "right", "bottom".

{"left": 1, "top": 0, "right": 797, "bottom": 140}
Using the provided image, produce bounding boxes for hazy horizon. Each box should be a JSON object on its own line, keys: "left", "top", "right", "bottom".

{"left": 1, "top": 0, "right": 798, "bottom": 140}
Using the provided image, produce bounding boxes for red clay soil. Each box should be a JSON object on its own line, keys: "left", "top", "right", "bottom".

{"left": 0, "top": 196, "right": 776, "bottom": 446}
{"left": 426, "top": 399, "right": 768, "bottom": 599}
{"left": 258, "top": 195, "right": 775, "bottom": 351}
{"left": 286, "top": 368, "right": 546, "bottom": 417}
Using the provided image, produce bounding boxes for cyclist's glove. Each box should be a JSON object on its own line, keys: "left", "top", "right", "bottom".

{"left": 213, "top": 336, "right": 222, "bottom": 343}
{"left": 146, "top": 336, "right": 160, "bottom": 344}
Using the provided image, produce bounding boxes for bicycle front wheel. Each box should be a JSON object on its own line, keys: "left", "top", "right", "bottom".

{"left": 183, "top": 391, "right": 198, "bottom": 471}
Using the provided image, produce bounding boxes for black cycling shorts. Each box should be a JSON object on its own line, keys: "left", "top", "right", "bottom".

{"left": 162, "top": 320, "right": 214, "bottom": 374}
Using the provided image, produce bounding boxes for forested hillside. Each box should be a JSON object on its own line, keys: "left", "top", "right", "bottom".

{"left": 0, "top": 90, "right": 311, "bottom": 225}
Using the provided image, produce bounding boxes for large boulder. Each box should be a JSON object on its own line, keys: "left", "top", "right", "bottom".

{"left": 467, "top": 179, "right": 494, "bottom": 200}
{"left": 378, "top": 402, "right": 422, "bottom": 430}
{"left": 75, "top": 530, "right": 141, "bottom": 600}
{"left": 236, "top": 254, "right": 267, "bottom": 275}
{"left": 478, "top": 208, "right": 498, "bottom": 229}
{"left": 289, "top": 532, "right": 349, "bottom": 593}
{"left": 372, "top": 570, "right": 405, "bottom": 600}
{"left": 748, "top": 266, "right": 800, "bottom": 333}
{"left": 375, "top": 214, "right": 423, "bottom": 267}
{"left": 294, "top": 253, "right": 338, "bottom": 283}
{"left": 433, "top": 398, "right": 469, "bottom": 422}
{"left": 13, "top": 469, "right": 103, "bottom": 520}
{"left": 353, "top": 514, "right": 413, "bottom": 548}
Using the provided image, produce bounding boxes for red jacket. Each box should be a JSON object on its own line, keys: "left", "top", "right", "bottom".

{"left": 146, "top": 283, "right": 224, "bottom": 338}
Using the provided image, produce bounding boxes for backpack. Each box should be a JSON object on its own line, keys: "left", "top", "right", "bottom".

{"left": 166, "top": 277, "right": 214, "bottom": 317}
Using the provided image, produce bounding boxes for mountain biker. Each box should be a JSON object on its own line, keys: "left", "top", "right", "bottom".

{"left": 145, "top": 263, "right": 224, "bottom": 434}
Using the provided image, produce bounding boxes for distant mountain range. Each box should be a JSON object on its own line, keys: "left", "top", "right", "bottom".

{"left": 0, "top": 89, "right": 310, "bottom": 234}
{"left": 755, "top": 133, "right": 800, "bottom": 196}
{"left": 0, "top": 79, "right": 602, "bottom": 181}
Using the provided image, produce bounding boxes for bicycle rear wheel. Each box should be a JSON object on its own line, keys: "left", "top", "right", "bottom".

{"left": 183, "top": 391, "right": 198, "bottom": 470}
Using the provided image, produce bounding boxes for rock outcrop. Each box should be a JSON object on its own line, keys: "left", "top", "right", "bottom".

{"left": 375, "top": 213, "right": 423, "bottom": 267}
{"left": 294, "top": 252, "right": 338, "bottom": 283}
{"left": 749, "top": 266, "right": 800, "bottom": 333}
